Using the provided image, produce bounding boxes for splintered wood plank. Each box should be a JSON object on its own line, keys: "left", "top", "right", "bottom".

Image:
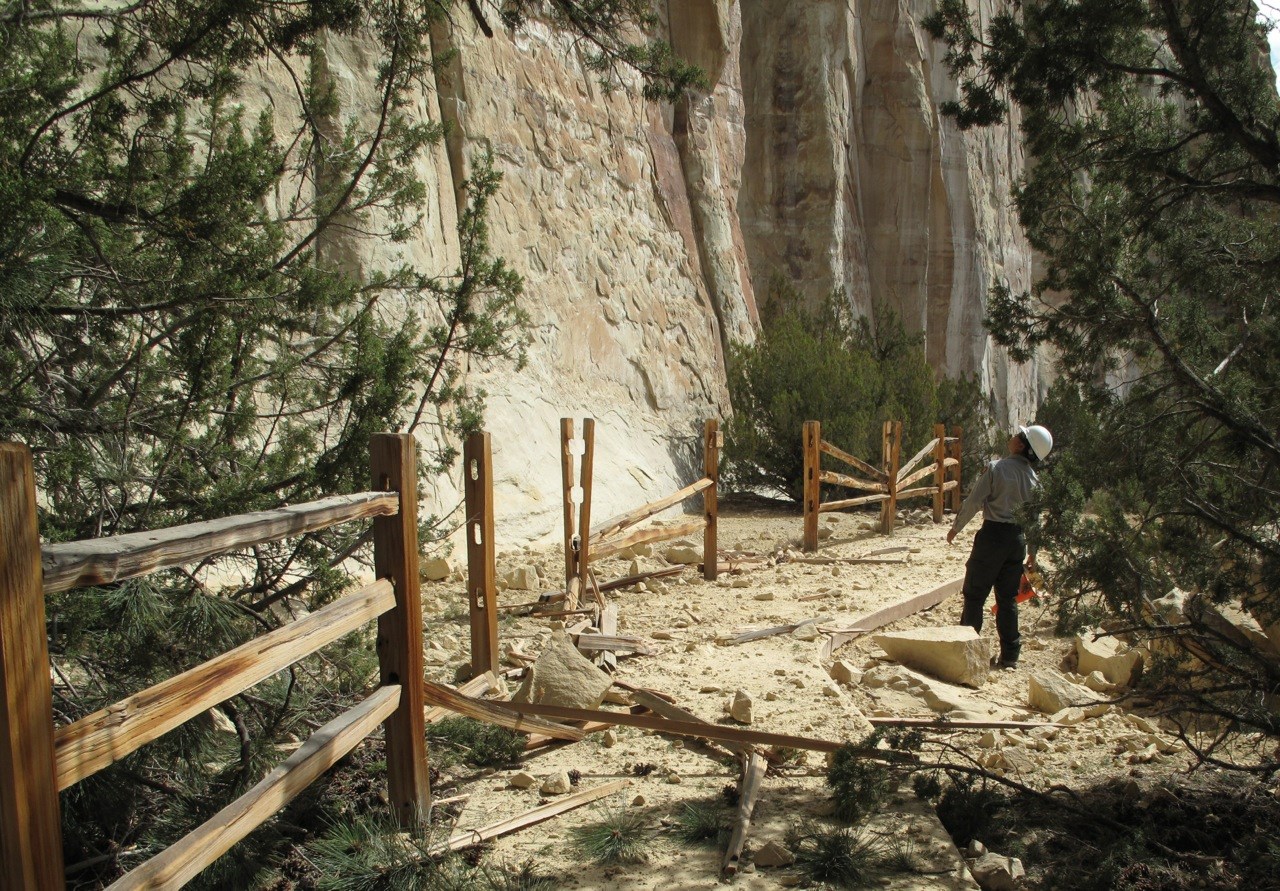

{"left": 575, "top": 634, "right": 655, "bottom": 656}
{"left": 593, "top": 602, "right": 619, "bottom": 671}
{"left": 431, "top": 780, "right": 629, "bottom": 854}
{"left": 425, "top": 672, "right": 498, "bottom": 724}
{"left": 818, "top": 493, "right": 889, "bottom": 511}
{"left": 819, "top": 577, "right": 963, "bottom": 660}
{"left": 42, "top": 491, "right": 399, "bottom": 594}
{"left": 483, "top": 699, "right": 864, "bottom": 755}
{"left": 589, "top": 478, "right": 712, "bottom": 542}
{"left": 819, "top": 469, "right": 889, "bottom": 492}
{"left": 819, "top": 440, "right": 886, "bottom": 480}
{"left": 898, "top": 460, "right": 943, "bottom": 491}
{"left": 421, "top": 682, "right": 585, "bottom": 741}
{"left": 723, "top": 753, "right": 767, "bottom": 875}
{"left": 108, "top": 685, "right": 400, "bottom": 890}
{"left": 589, "top": 518, "right": 705, "bottom": 563}
{"left": 620, "top": 685, "right": 755, "bottom": 757}
{"left": 55, "top": 580, "right": 395, "bottom": 790}
{"left": 869, "top": 717, "right": 1064, "bottom": 730}
{"left": 896, "top": 438, "right": 941, "bottom": 482}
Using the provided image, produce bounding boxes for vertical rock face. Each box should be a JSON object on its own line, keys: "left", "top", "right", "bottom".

{"left": 323, "top": 1, "right": 1041, "bottom": 540}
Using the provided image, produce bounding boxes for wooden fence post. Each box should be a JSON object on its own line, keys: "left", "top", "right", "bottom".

{"left": 802, "top": 421, "right": 821, "bottom": 552}
{"left": 577, "top": 419, "right": 595, "bottom": 599}
{"left": 560, "top": 419, "right": 577, "bottom": 590}
{"left": 370, "top": 433, "right": 430, "bottom": 830}
{"left": 948, "top": 426, "right": 963, "bottom": 512}
{"left": 463, "top": 433, "right": 498, "bottom": 678}
{"left": 932, "top": 422, "right": 947, "bottom": 524}
{"left": 879, "top": 421, "right": 902, "bottom": 535}
{"left": 0, "top": 443, "right": 66, "bottom": 889}
{"left": 703, "top": 420, "right": 720, "bottom": 581}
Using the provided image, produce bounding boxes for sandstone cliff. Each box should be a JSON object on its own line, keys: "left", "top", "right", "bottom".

{"left": 337, "top": 1, "right": 1044, "bottom": 543}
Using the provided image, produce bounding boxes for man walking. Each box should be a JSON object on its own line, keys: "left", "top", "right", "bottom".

{"left": 946, "top": 425, "right": 1053, "bottom": 668}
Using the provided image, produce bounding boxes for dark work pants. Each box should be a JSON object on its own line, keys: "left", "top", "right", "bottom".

{"left": 959, "top": 521, "right": 1025, "bottom": 663}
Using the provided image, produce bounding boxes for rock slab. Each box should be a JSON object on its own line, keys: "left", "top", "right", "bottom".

{"left": 512, "top": 630, "right": 612, "bottom": 709}
{"left": 873, "top": 625, "right": 991, "bottom": 688}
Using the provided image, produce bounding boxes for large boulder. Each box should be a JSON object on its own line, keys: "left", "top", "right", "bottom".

{"left": 1028, "top": 671, "right": 1096, "bottom": 715}
{"left": 1075, "top": 630, "right": 1143, "bottom": 686}
{"left": 512, "top": 630, "right": 612, "bottom": 709}
{"left": 873, "top": 625, "right": 991, "bottom": 688}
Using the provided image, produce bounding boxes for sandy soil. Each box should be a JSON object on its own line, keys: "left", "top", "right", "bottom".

{"left": 418, "top": 498, "right": 1193, "bottom": 888}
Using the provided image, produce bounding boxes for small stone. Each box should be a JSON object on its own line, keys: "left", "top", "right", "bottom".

{"left": 754, "top": 840, "right": 796, "bottom": 867}
{"left": 700, "top": 685, "right": 721, "bottom": 693}
{"left": 602, "top": 729, "right": 618, "bottom": 748}
{"left": 422, "top": 557, "right": 452, "bottom": 581}
{"left": 822, "top": 684, "right": 840, "bottom": 697}
{"left": 978, "top": 731, "right": 999, "bottom": 749}
{"left": 540, "top": 772, "right": 573, "bottom": 795}
{"left": 754, "top": 591, "right": 775, "bottom": 601}
{"left": 632, "top": 794, "right": 647, "bottom": 806}
{"left": 731, "top": 577, "right": 751, "bottom": 588}
{"left": 764, "top": 691, "right": 778, "bottom": 701}
{"left": 729, "top": 689, "right": 754, "bottom": 724}
{"left": 663, "top": 540, "right": 703, "bottom": 564}
{"left": 829, "top": 660, "right": 862, "bottom": 686}
{"left": 791, "top": 621, "right": 820, "bottom": 641}
{"left": 667, "top": 772, "right": 683, "bottom": 784}
{"left": 651, "top": 630, "right": 674, "bottom": 640}
{"left": 504, "top": 565, "right": 539, "bottom": 591}
{"left": 509, "top": 771, "right": 538, "bottom": 789}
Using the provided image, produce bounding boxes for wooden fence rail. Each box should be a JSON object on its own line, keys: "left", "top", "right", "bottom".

{"left": 0, "top": 434, "right": 431, "bottom": 889}
{"left": 802, "top": 421, "right": 962, "bottom": 551}
{"left": 562, "top": 419, "right": 720, "bottom": 603}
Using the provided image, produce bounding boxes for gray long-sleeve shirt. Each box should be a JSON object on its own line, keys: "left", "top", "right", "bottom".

{"left": 950, "top": 454, "right": 1039, "bottom": 533}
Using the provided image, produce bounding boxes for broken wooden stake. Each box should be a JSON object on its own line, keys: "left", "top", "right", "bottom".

{"left": 421, "top": 682, "right": 585, "bottom": 741}
{"left": 598, "top": 565, "right": 686, "bottom": 593}
{"left": 722, "top": 753, "right": 767, "bottom": 876}
{"left": 868, "top": 717, "right": 1064, "bottom": 730}
{"left": 431, "top": 779, "right": 628, "bottom": 854}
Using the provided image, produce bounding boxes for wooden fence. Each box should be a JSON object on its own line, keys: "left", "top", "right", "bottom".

{"left": 560, "top": 418, "right": 720, "bottom": 609}
{"left": 0, "top": 434, "right": 431, "bottom": 889}
{"left": 802, "top": 421, "right": 962, "bottom": 550}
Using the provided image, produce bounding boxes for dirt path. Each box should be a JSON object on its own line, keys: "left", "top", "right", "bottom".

{"left": 419, "top": 499, "right": 1192, "bottom": 888}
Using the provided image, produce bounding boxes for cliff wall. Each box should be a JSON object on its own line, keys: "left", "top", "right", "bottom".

{"left": 340, "top": 1, "right": 1043, "bottom": 543}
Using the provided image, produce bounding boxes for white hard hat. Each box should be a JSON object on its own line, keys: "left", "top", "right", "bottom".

{"left": 1019, "top": 425, "right": 1053, "bottom": 461}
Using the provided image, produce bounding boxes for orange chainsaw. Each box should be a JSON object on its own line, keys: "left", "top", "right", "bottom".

{"left": 992, "top": 571, "right": 1042, "bottom": 614}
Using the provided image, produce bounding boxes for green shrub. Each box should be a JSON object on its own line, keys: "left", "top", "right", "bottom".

{"left": 826, "top": 743, "right": 895, "bottom": 823}
{"left": 724, "top": 287, "right": 985, "bottom": 501}
{"left": 426, "top": 718, "right": 526, "bottom": 769}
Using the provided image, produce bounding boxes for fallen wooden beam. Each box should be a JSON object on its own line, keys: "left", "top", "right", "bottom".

{"left": 819, "top": 577, "right": 962, "bottom": 661}
{"left": 724, "top": 619, "right": 824, "bottom": 645}
{"left": 421, "top": 682, "right": 585, "bottom": 741}
{"left": 785, "top": 556, "right": 906, "bottom": 566}
{"left": 523, "top": 720, "right": 619, "bottom": 751}
{"left": 425, "top": 672, "right": 497, "bottom": 724}
{"left": 598, "top": 565, "right": 686, "bottom": 593}
{"left": 431, "top": 779, "right": 629, "bottom": 854}
{"left": 477, "top": 698, "right": 888, "bottom": 756}
{"left": 589, "top": 518, "right": 706, "bottom": 563}
{"left": 593, "top": 602, "right": 619, "bottom": 671}
{"left": 589, "top": 478, "right": 712, "bottom": 542}
{"left": 619, "top": 685, "right": 757, "bottom": 758}
{"left": 723, "top": 753, "right": 767, "bottom": 876}
{"left": 868, "top": 717, "right": 1064, "bottom": 730}
{"left": 576, "top": 633, "right": 656, "bottom": 656}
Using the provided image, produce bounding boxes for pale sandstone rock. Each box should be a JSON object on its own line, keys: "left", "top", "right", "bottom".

{"left": 1028, "top": 672, "right": 1096, "bottom": 715}
{"left": 422, "top": 558, "right": 452, "bottom": 582}
{"left": 729, "top": 689, "right": 754, "bottom": 723}
{"left": 874, "top": 625, "right": 991, "bottom": 688}
{"left": 663, "top": 540, "right": 703, "bottom": 565}
{"left": 503, "top": 565, "right": 540, "bottom": 591}
{"left": 1075, "top": 630, "right": 1142, "bottom": 686}
{"left": 791, "top": 621, "right": 821, "bottom": 641}
{"left": 970, "top": 853, "right": 1024, "bottom": 891}
{"left": 754, "top": 840, "right": 796, "bottom": 868}
{"left": 540, "top": 772, "right": 573, "bottom": 795}
{"left": 512, "top": 630, "right": 612, "bottom": 709}
{"left": 509, "top": 771, "right": 538, "bottom": 789}
{"left": 829, "top": 660, "right": 862, "bottom": 686}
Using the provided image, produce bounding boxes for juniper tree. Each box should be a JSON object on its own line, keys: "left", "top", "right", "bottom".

{"left": 925, "top": 0, "right": 1280, "bottom": 763}
{"left": 0, "top": 0, "right": 701, "bottom": 882}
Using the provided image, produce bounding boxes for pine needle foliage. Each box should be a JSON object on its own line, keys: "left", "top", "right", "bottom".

{"left": 674, "top": 800, "right": 730, "bottom": 847}
{"left": 571, "top": 803, "right": 652, "bottom": 864}
{"left": 425, "top": 717, "right": 526, "bottom": 769}
{"left": 784, "top": 821, "right": 884, "bottom": 889}
{"left": 826, "top": 742, "right": 896, "bottom": 824}
{"left": 925, "top": 0, "right": 1280, "bottom": 758}
{"left": 308, "top": 813, "right": 559, "bottom": 891}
